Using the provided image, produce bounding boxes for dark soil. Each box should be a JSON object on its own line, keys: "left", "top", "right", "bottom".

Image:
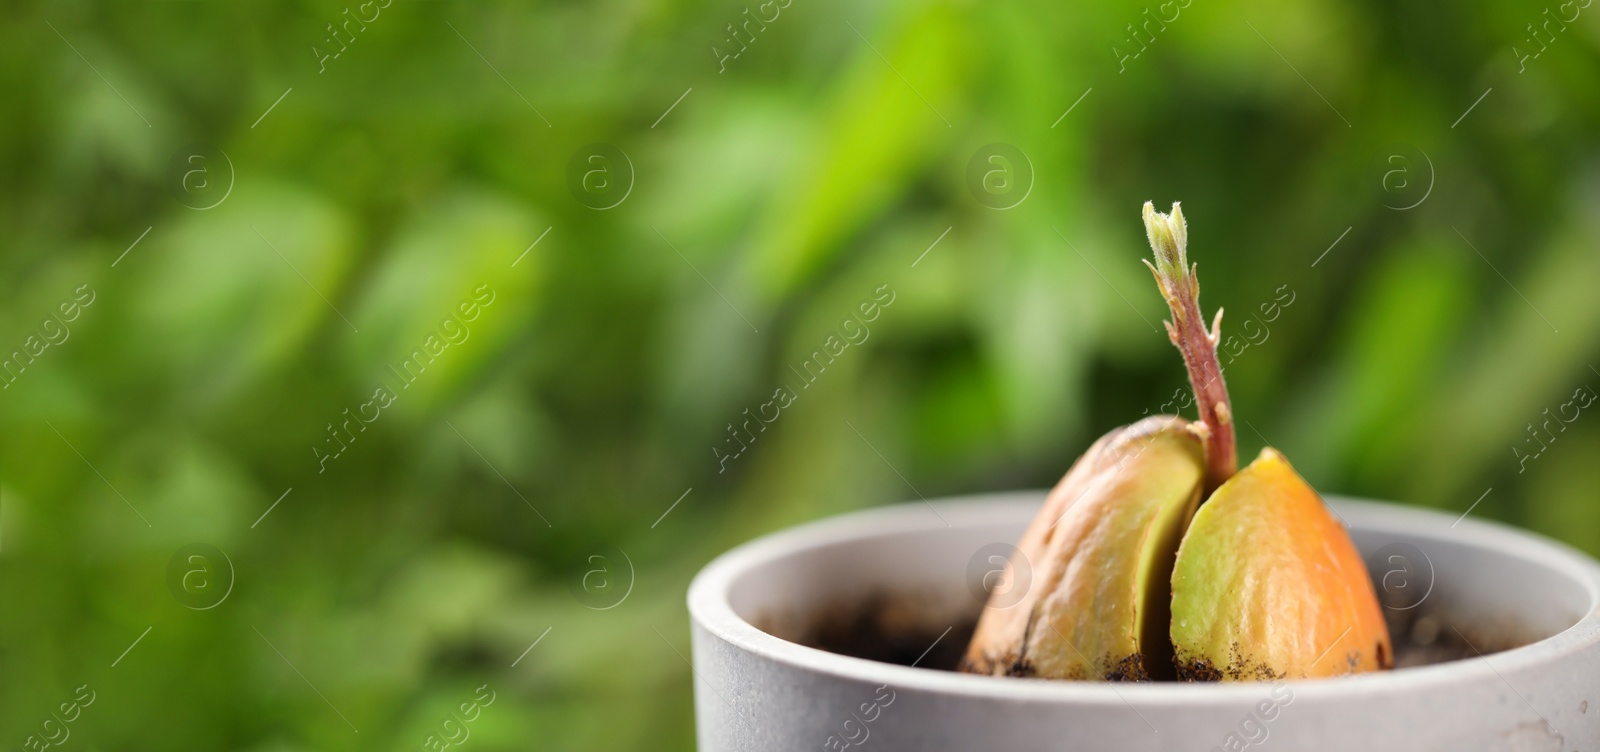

{"left": 787, "top": 593, "right": 1535, "bottom": 678}
{"left": 800, "top": 593, "right": 975, "bottom": 672}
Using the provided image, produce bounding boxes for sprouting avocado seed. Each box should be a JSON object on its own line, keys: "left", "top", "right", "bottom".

{"left": 1170, "top": 448, "right": 1392, "bottom": 680}
{"left": 961, "top": 415, "right": 1205, "bottom": 680}
{"left": 961, "top": 201, "right": 1392, "bottom": 683}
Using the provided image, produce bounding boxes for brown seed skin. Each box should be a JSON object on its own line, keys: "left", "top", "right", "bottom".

{"left": 961, "top": 416, "right": 1205, "bottom": 680}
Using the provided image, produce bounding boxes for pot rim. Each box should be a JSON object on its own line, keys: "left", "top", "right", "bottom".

{"left": 688, "top": 491, "right": 1600, "bottom": 705}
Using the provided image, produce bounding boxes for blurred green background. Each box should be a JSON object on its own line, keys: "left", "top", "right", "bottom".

{"left": 4, "top": 0, "right": 1599, "bottom": 749}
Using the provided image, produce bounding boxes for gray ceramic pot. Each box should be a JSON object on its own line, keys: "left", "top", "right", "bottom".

{"left": 688, "top": 492, "right": 1600, "bottom": 751}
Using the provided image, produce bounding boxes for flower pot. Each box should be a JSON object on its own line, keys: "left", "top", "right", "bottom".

{"left": 688, "top": 491, "right": 1600, "bottom": 750}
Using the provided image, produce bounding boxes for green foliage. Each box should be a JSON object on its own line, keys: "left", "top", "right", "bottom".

{"left": 2, "top": 0, "right": 1598, "bottom": 749}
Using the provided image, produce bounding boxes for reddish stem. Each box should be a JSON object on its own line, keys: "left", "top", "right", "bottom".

{"left": 1141, "top": 202, "right": 1237, "bottom": 493}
